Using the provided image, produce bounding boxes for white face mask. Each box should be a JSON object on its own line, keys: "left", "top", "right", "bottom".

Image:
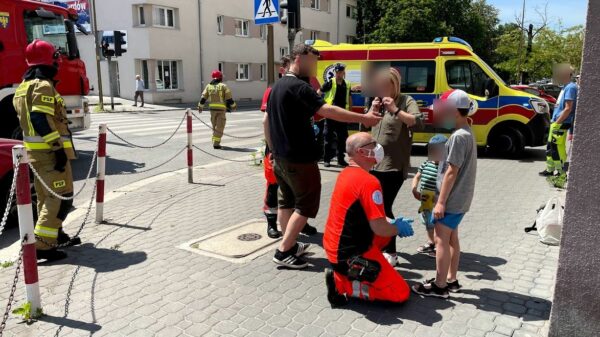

{"left": 364, "top": 143, "right": 385, "bottom": 164}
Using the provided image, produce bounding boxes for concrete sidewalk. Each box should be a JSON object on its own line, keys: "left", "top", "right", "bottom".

{"left": 0, "top": 149, "right": 559, "bottom": 337}
{"left": 87, "top": 96, "right": 261, "bottom": 113}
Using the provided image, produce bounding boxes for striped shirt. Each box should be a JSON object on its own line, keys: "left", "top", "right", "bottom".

{"left": 418, "top": 161, "right": 439, "bottom": 192}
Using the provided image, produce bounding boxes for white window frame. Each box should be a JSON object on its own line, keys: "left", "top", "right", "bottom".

{"left": 259, "top": 25, "right": 267, "bottom": 40}
{"left": 217, "top": 62, "right": 224, "bottom": 72}
{"left": 235, "top": 19, "right": 249, "bottom": 37}
{"left": 310, "top": 0, "right": 320, "bottom": 10}
{"left": 217, "top": 15, "right": 224, "bottom": 34}
{"left": 346, "top": 5, "right": 357, "bottom": 19}
{"left": 137, "top": 5, "right": 146, "bottom": 26}
{"left": 346, "top": 35, "right": 355, "bottom": 43}
{"left": 260, "top": 64, "right": 266, "bottom": 81}
{"left": 236, "top": 63, "right": 250, "bottom": 81}
{"left": 310, "top": 30, "right": 319, "bottom": 41}
{"left": 156, "top": 60, "right": 180, "bottom": 90}
{"left": 279, "top": 47, "right": 289, "bottom": 59}
{"left": 155, "top": 6, "right": 176, "bottom": 28}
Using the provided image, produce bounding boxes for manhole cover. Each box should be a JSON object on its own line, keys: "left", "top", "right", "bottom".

{"left": 238, "top": 233, "right": 262, "bottom": 241}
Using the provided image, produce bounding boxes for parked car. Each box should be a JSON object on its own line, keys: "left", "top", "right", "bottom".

{"left": 530, "top": 83, "right": 562, "bottom": 99}
{"left": 0, "top": 138, "right": 36, "bottom": 226}
{"left": 511, "top": 85, "right": 557, "bottom": 111}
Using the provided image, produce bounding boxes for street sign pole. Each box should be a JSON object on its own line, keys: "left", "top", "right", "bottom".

{"left": 267, "top": 24, "right": 275, "bottom": 86}
{"left": 107, "top": 56, "right": 114, "bottom": 111}
{"left": 254, "top": 0, "right": 280, "bottom": 86}
{"left": 90, "top": 0, "right": 104, "bottom": 111}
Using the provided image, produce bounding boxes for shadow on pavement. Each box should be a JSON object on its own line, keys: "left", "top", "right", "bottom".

{"left": 397, "top": 251, "right": 507, "bottom": 281}
{"left": 71, "top": 150, "right": 148, "bottom": 180}
{"left": 220, "top": 146, "right": 258, "bottom": 153}
{"left": 454, "top": 288, "right": 551, "bottom": 321}
{"left": 40, "top": 243, "right": 147, "bottom": 273}
{"left": 38, "top": 314, "right": 101, "bottom": 335}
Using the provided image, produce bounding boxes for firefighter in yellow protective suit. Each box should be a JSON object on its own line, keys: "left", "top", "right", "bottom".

{"left": 13, "top": 40, "right": 81, "bottom": 261}
{"left": 198, "top": 70, "right": 237, "bottom": 149}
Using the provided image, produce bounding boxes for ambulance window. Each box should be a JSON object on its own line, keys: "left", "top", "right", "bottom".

{"left": 446, "top": 60, "right": 492, "bottom": 97}
{"left": 392, "top": 61, "right": 435, "bottom": 93}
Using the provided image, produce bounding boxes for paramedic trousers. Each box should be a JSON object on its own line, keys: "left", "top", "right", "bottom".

{"left": 210, "top": 110, "right": 227, "bottom": 146}
{"left": 31, "top": 156, "right": 74, "bottom": 250}
{"left": 546, "top": 122, "right": 571, "bottom": 174}
{"left": 331, "top": 236, "right": 410, "bottom": 303}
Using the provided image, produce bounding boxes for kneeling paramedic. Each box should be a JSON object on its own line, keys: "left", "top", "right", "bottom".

{"left": 13, "top": 39, "right": 81, "bottom": 261}
{"left": 323, "top": 132, "right": 414, "bottom": 307}
{"left": 198, "top": 70, "right": 237, "bottom": 149}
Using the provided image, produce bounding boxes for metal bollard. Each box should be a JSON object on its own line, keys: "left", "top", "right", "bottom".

{"left": 12, "top": 145, "right": 42, "bottom": 316}
{"left": 187, "top": 109, "right": 193, "bottom": 183}
{"left": 96, "top": 123, "right": 107, "bottom": 223}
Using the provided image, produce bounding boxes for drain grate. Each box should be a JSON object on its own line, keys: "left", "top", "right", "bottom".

{"left": 237, "top": 233, "right": 262, "bottom": 241}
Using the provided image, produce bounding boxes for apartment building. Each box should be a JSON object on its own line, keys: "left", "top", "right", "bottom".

{"left": 81, "top": 0, "right": 357, "bottom": 104}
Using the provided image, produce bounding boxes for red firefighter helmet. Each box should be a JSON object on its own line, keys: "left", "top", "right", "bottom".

{"left": 211, "top": 70, "right": 223, "bottom": 80}
{"left": 25, "top": 39, "right": 59, "bottom": 67}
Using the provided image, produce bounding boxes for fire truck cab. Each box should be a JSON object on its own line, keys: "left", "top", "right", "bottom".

{"left": 311, "top": 37, "right": 550, "bottom": 155}
{"left": 0, "top": 0, "right": 90, "bottom": 139}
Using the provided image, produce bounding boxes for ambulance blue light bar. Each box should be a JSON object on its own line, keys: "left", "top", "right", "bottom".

{"left": 305, "top": 39, "right": 315, "bottom": 46}
{"left": 433, "top": 36, "right": 473, "bottom": 50}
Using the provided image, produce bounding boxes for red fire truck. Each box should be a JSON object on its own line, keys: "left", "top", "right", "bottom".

{"left": 0, "top": 0, "right": 90, "bottom": 139}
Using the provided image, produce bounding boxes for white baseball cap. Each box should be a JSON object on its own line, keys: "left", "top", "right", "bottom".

{"left": 433, "top": 89, "right": 477, "bottom": 116}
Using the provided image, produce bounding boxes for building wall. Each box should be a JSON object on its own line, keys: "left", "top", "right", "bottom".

{"left": 82, "top": 0, "right": 357, "bottom": 104}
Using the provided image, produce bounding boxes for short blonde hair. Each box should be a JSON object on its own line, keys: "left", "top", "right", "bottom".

{"left": 377, "top": 67, "right": 401, "bottom": 100}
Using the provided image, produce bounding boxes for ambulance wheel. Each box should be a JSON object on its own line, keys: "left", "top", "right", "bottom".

{"left": 489, "top": 127, "right": 525, "bottom": 157}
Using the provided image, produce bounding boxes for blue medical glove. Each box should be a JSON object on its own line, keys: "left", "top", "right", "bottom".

{"left": 393, "top": 217, "right": 414, "bottom": 238}
{"left": 313, "top": 124, "right": 320, "bottom": 136}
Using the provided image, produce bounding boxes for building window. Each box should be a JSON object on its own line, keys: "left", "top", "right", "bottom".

{"left": 141, "top": 60, "right": 149, "bottom": 89}
{"left": 155, "top": 6, "right": 175, "bottom": 28}
{"left": 346, "top": 5, "right": 357, "bottom": 19}
{"left": 260, "top": 64, "right": 266, "bottom": 81}
{"left": 217, "top": 62, "right": 224, "bottom": 72}
{"left": 310, "top": 30, "right": 319, "bottom": 40}
{"left": 260, "top": 25, "right": 267, "bottom": 40}
{"left": 346, "top": 35, "right": 356, "bottom": 43}
{"left": 279, "top": 47, "right": 289, "bottom": 59}
{"left": 156, "top": 60, "right": 179, "bottom": 90}
{"left": 235, "top": 19, "right": 249, "bottom": 37}
{"left": 310, "top": 0, "right": 320, "bottom": 10}
{"left": 137, "top": 6, "right": 146, "bottom": 25}
{"left": 236, "top": 63, "right": 249, "bottom": 80}
{"left": 217, "top": 15, "right": 224, "bottom": 34}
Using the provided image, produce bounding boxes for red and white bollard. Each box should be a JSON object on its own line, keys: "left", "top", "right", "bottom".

{"left": 96, "top": 123, "right": 107, "bottom": 223}
{"left": 187, "top": 109, "right": 193, "bottom": 183}
{"left": 12, "top": 145, "right": 41, "bottom": 315}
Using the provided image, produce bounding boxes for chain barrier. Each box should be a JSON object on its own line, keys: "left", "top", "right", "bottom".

{"left": 116, "top": 146, "right": 187, "bottom": 176}
{"left": 192, "top": 145, "right": 259, "bottom": 163}
{"left": 28, "top": 147, "right": 97, "bottom": 202}
{"left": 0, "top": 235, "right": 26, "bottom": 336}
{"left": 0, "top": 161, "right": 19, "bottom": 238}
{"left": 34, "top": 180, "right": 97, "bottom": 250}
{"left": 107, "top": 112, "right": 186, "bottom": 149}
{"left": 191, "top": 111, "right": 263, "bottom": 139}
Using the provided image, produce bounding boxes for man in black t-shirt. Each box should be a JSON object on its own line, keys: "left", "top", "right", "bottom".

{"left": 265, "top": 43, "right": 382, "bottom": 269}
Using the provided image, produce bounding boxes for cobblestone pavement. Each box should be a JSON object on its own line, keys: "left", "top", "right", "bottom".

{"left": 0, "top": 145, "right": 561, "bottom": 337}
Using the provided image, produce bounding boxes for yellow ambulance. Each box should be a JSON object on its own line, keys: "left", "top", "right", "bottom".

{"left": 309, "top": 37, "right": 550, "bottom": 155}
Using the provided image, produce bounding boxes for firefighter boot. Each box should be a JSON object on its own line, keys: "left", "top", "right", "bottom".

{"left": 36, "top": 248, "right": 68, "bottom": 262}
{"left": 266, "top": 214, "right": 280, "bottom": 239}
{"left": 57, "top": 228, "right": 82, "bottom": 247}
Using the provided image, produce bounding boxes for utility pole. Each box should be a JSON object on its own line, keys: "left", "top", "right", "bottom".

{"left": 516, "top": 0, "right": 526, "bottom": 84}
{"left": 90, "top": 0, "right": 104, "bottom": 110}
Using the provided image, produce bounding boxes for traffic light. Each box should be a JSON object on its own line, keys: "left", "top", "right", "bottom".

{"left": 114, "top": 30, "right": 127, "bottom": 57}
{"left": 280, "top": 0, "right": 301, "bottom": 30}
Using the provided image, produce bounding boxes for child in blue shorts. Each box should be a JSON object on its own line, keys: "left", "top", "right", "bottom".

{"left": 412, "top": 134, "right": 447, "bottom": 257}
{"left": 412, "top": 89, "right": 477, "bottom": 299}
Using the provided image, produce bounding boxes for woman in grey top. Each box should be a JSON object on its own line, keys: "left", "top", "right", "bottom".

{"left": 368, "top": 67, "right": 423, "bottom": 266}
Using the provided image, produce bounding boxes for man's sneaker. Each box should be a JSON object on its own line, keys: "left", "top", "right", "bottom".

{"left": 294, "top": 242, "right": 312, "bottom": 256}
{"left": 412, "top": 279, "right": 449, "bottom": 299}
{"left": 447, "top": 280, "right": 462, "bottom": 293}
{"left": 417, "top": 242, "right": 435, "bottom": 255}
{"left": 325, "top": 268, "right": 348, "bottom": 307}
{"left": 267, "top": 224, "right": 281, "bottom": 239}
{"left": 273, "top": 248, "right": 308, "bottom": 269}
{"left": 36, "top": 248, "right": 67, "bottom": 262}
{"left": 538, "top": 170, "right": 554, "bottom": 177}
{"left": 382, "top": 252, "right": 398, "bottom": 267}
{"left": 300, "top": 223, "right": 318, "bottom": 236}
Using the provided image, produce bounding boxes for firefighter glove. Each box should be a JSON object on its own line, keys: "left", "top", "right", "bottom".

{"left": 54, "top": 148, "right": 68, "bottom": 172}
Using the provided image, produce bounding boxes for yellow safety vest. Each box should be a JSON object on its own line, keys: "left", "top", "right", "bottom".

{"left": 203, "top": 83, "right": 228, "bottom": 110}
{"left": 323, "top": 80, "right": 351, "bottom": 110}
{"left": 13, "top": 79, "right": 76, "bottom": 159}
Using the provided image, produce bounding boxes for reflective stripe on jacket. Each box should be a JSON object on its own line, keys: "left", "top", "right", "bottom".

{"left": 323, "top": 80, "right": 350, "bottom": 110}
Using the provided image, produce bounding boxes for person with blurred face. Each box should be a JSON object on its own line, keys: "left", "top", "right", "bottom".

{"left": 368, "top": 67, "right": 424, "bottom": 266}
{"left": 266, "top": 43, "right": 382, "bottom": 269}
{"left": 539, "top": 65, "right": 577, "bottom": 189}
{"left": 323, "top": 132, "right": 414, "bottom": 307}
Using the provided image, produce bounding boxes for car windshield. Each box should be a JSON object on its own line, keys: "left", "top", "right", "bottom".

{"left": 24, "top": 13, "right": 69, "bottom": 54}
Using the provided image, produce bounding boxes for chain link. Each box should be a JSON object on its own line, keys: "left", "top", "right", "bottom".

{"left": 0, "top": 161, "right": 19, "bottom": 238}
{"left": 107, "top": 112, "right": 186, "bottom": 149}
{"left": 116, "top": 146, "right": 187, "bottom": 175}
{"left": 192, "top": 111, "right": 263, "bottom": 139}
{"left": 0, "top": 235, "right": 26, "bottom": 336}
{"left": 193, "top": 145, "right": 259, "bottom": 163}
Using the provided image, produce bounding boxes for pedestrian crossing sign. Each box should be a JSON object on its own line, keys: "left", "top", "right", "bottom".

{"left": 254, "top": 0, "right": 280, "bottom": 25}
